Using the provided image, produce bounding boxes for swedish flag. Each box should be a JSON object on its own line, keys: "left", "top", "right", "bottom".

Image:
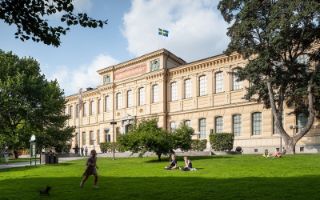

{"left": 158, "top": 28, "right": 169, "bottom": 37}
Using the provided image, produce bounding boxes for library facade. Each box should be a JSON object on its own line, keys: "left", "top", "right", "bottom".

{"left": 65, "top": 49, "right": 320, "bottom": 154}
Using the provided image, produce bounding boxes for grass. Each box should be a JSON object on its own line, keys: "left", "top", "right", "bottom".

{"left": 0, "top": 157, "right": 36, "bottom": 164}
{"left": 1, "top": 154, "right": 320, "bottom": 200}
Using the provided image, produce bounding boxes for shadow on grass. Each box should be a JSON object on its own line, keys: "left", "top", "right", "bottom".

{"left": 0, "top": 162, "right": 76, "bottom": 172}
{"left": 145, "top": 156, "right": 233, "bottom": 163}
{"left": 1, "top": 175, "right": 319, "bottom": 200}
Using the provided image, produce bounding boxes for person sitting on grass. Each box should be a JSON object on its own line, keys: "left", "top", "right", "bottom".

{"left": 80, "top": 150, "right": 99, "bottom": 188}
{"left": 180, "top": 156, "right": 196, "bottom": 171}
{"left": 272, "top": 149, "right": 282, "bottom": 158}
{"left": 165, "top": 154, "right": 178, "bottom": 170}
{"left": 262, "top": 149, "right": 270, "bottom": 158}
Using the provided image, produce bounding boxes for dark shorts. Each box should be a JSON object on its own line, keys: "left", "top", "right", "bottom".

{"left": 83, "top": 167, "right": 97, "bottom": 176}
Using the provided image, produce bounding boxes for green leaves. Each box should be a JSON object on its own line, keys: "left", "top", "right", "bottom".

{"left": 0, "top": 50, "right": 74, "bottom": 150}
{"left": 0, "top": 0, "right": 108, "bottom": 47}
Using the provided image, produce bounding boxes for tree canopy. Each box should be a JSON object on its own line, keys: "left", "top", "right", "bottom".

{"left": 0, "top": 50, "right": 74, "bottom": 151}
{"left": 0, "top": 0, "right": 107, "bottom": 46}
{"left": 218, "top": 0, "right": 320, "bottom": 153}
{"left": 119, "top": 119, "right": 173, "bottom": 161}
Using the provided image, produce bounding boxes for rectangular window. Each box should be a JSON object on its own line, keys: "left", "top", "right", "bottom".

{"left": 232, "top": 69, "right": 242, "bottom": 90}
{"left": 199, "top": 118, "right": 206, "bottom": 139}
{"left": 184, "top": 79, "right": 192, "bottom": 98}
{"left": 215, "top": 72, "right": 224, "bottom": 93}
{"left": 199, "top": 76, "right": 207, "bottom": 96}
{"left": 75, "top": 104, "right": 79, "bottom": 118}
{"left": 97, "top": 99, "right": 101, "bottom": 114}
{"left": 252, "top": 112, "right": 262, "bottom": 135}
{"left": 105, "top": 95, "right": 111, "bottom": 112}
{"left": 127, "top": 90, "right": 133, "bottom": 107}
{"left": 82, "top": 132, "right": 86, "bottom": 146}
{"left": 171, "top": 82, "right": 178, "bottom": 101}
{"left": 103, "top": 75, "right": 111, "bottom": 84}
{"left": 215, "top": 116, "right": 223, "bottom": 133}
{"left": 139, "top": 87, "right": 145, "bottom": 105}
{"left": 89, "top": 101, "right": 93, "bottom": 115}
{"left": 233, "top": 114, "right": 241, "bottom": 136}
{"left": 96, "top": 130, "right": 100, "bottom": 144}
{"left": 82, "top": 102, "right": 87, "bottom": 117}
{"left": 89, "top": 131, "right": 94, "bottom": 145}
{"left": 116, "top": 93, "right": 122, "bottom": 109}
{"left": 152, "top": 84, "right": 159, "bottom": 103}
{"left": 68, "top": 105, "right": 73, "bottom": 118}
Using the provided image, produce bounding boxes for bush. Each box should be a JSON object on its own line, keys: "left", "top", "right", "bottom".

{"left": 100, "top": 142, "right": 126, "bottom": 153}
{"left": 191, "top": 139, "right": 207, "bottom": 151}
{"left": 209, "top": 133, "right": 234, "bottom": 151}
{"left": 172, "top": 123, "right": 193, "bottom": 151}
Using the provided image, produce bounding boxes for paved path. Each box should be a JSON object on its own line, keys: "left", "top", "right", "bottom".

{"left": 0, "top": 157, "right": 84, "bottom": 170}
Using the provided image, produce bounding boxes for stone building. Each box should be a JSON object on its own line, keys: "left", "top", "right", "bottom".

{"left": 65, "top": 49, "right": 320, "bottom": 154}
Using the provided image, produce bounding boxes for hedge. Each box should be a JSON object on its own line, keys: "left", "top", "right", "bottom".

{"left": 209, "top": 133, "right": 234, "bottom": 151}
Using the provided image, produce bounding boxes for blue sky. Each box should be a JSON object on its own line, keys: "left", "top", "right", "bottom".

{"left": 0, "top": 0, "right": 229, "bottom": 95}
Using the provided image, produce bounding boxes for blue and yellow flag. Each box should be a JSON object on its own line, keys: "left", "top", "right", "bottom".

{"left": 158, "top": 28, "right": 169, "bottom": 37}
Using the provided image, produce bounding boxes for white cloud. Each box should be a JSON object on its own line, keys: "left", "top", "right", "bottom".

{"left": 123, "top": 0, "right": 229, "bottom": 62}
{"left": 43, "top": 54, "right": 118, "bottom": 96}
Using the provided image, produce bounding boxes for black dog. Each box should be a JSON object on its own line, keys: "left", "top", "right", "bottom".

{"left": 39, "top": 186, "right": 51, "bottom": 196}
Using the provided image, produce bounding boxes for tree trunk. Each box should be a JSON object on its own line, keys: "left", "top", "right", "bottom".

{"left": 157, "top": 153, "right": 161, "bottom": 161}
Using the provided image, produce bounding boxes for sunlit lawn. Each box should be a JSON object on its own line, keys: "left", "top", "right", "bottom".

{"left": 1, "top": 154, "right": 320, "bottom": 200}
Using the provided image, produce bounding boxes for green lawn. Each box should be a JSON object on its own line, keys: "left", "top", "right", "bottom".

{"left": 1, "top": 154, "right": 320, "bottom": 200}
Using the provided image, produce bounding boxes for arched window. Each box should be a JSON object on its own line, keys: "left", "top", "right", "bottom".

{"left": 184, "top": 79, "right": 192, "bottom": 99}
{"left": 138, "top": 87, "right": 145, "bottom": 105}
{"left": 127, "top": 90, "right": 133, "bottom": 107}
{"left": 89, "top": 131, "right": 94, "bottom": 145}
{"left": 252, "top": 112, "right": 262, "bottom": 135}
{"left": 152, "top": 84, "right": 159, "bottom": 103}
{"left": 232, "top": 114, "right": 241, "bottom": 136}
{"left": 232, "top": 68, "right": 242, "bottom": 90}
{"left": 215, "top": 116, "right": 223, "bottom": 133}
{"left": 199, "top": 75, "right": 207, "bottom": 96}
{"left": 184, "top": 120, "right": 191, "bottom": 127}
{"left": 296, "top": 113, "right": 307, "bottom": 132}
{"left": 116, "top": 93, "right": 122, "bottom": 109}
{"left": 170, "top": 122, "right": 176, "bottom": 132}
{"left": 215, "top": 71, "right": 224, "bottom": 93}
{"left": 171, "top": 82, "right": 178, "bottom": 101}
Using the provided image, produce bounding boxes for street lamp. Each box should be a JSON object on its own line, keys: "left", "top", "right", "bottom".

{"left": 29, "top": 134, "right": 36, "bottom": 166}
{"left": 110, "top": 121, "right": 117, "bottom": 160}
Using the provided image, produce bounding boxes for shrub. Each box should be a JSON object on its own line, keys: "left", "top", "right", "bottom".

{"left": 172, "top": 123, "right": 193, "bottom": 151}
{"left": 209, "top": 133, "right": 234, "bottom": 151}
{"left": 191, "top": 139, "right": 207, "bottom": 151}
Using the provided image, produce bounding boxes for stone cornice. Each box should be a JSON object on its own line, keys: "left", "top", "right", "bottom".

{"left": 168, "top": 53, "right": 243, "bottom": 76}
{"left": 97, "top": 49, "right": 186, "bottom": 75}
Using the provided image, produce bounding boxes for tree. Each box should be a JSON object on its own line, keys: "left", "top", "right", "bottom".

{"left": 218, "top": 0, "right": 320, "bottom": 153}
{"left": 0, "top": 50, "right": 74, "bottom": 151}
{"left": 119, "top": 119, "right": 173, "bottom": 161}
{"left": 172, "top": 123, "right": 193, "bottom": 152}
{"left": 0, "top": 0, "right": 107, "bottom": 47}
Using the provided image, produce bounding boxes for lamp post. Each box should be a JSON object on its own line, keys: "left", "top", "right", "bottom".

{"left": 29, "top": 134, "right": 36, "bottom": 166}
{"left": 110, "top": 121, "right": 117, "bottom": 160}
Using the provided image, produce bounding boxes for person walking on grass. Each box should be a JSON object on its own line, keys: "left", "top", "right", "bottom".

{"left": 80, "top": 150, "right": 99, "bottom": 188}
{"left": 85, "top": 146, "right": 88, "bottom": 157}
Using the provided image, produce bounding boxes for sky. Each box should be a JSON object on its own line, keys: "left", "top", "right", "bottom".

{"left": 0, "top": 0, "right": 230, "bottom": 96}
